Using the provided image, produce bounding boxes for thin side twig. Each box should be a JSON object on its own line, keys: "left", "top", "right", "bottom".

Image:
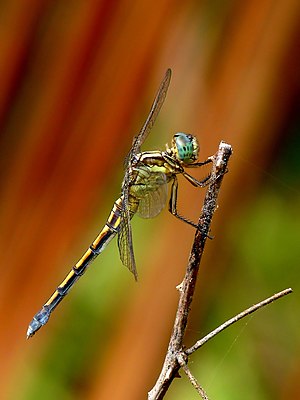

{"left": 148, "top": 141, "right": 232, "bottom": 400}
{"left": 185, "top": 288, "right": 292, "bottom": 355}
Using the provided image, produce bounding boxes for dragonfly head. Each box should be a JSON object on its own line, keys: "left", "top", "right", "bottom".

{"left": 171, "top": 133, "right": 199, "bottom": 164}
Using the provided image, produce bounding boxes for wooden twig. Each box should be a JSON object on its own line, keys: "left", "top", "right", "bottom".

{"left": 148, "top": 141, "right": 232, "bottom": 400}
{"left": 185, "top": 288, "right": 292, "bottom": 356}
{"left": 152, "top": 288, "right": 292, "bottom": 400}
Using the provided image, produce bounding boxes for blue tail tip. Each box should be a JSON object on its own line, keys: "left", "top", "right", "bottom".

{"left": 26, "top": 307, "right": 50, "bottom": 339}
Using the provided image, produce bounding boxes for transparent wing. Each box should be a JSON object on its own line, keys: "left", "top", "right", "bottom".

{"left": 117, "top": 200, "right": 138, "bottom": 280}
{"left": 137, "top": 172, "right": 168, "bottom": 218}
{"left": 118, "top": 69, "right": 171, "bottom": 280}
{"left": 125, "top": 69, "right": 171, "bottom": 167}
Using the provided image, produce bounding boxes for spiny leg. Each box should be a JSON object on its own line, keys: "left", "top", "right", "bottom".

{"left": 168, "top": 175, "right": 213, "bottom": 238}
{"left": 182, "top": 170, "right": 212, "bottom": 188}
{"left": 185, "top": 157, "right": 213, "bottom": 169}
{"left": 182, "top": 157, "right": 213, "bottom": 189}
{"left": 169, "top": 176, "right": 198, "bottom": 228}
{"left": 187, "top": 157, "right": 227, "bottom": 182}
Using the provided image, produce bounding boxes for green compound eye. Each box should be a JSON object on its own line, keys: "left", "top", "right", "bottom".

{"left": 173, "top": 133, "right": 199, "bottom": 163}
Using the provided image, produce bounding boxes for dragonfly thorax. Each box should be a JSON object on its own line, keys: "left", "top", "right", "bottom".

{"left": 169, "top": 133, "right": 199, "bottom": 164}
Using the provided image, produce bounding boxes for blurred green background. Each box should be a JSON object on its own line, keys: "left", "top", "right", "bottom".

{"left": 0, "top": 1, "right": 299, "bottom": 399}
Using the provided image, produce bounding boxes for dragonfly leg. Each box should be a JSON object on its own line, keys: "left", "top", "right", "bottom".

{"left": 186, "top": 157, "right": 227, "bottom": 182}
{"left": 182, "top": 157, "right": 213, "bottom": 187}
{"left": 182, "top": 170, "right": 212, "bottom": 188}
{"left": 169, "top": 176, "right": 198, "bottom": 229}
{"left": 186, "top": 157, "right": 213, "bottom": 168}
{"left": 169, "top": 176, "right": 213, "bottom": 239}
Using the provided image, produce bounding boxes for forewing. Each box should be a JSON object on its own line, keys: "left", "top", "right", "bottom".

{"left": 117, "top": 203, "right": 138, "bottom": 280}
{"left": 118, "top": 69, "right": 171, "bottom": 280}
{"left": 124, "top": 69, "right": 171, "bottom": 168}
{"left": 137, "top": 172, "right": 168, "bottom": 218}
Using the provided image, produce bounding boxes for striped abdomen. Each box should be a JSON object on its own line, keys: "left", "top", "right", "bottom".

{"left": 27, "top": 197, "right": 124, "bottom": 338}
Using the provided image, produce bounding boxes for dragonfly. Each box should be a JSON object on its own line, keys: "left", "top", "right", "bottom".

{"left": 27, "top": 68, "right": 212, "bottom": 338}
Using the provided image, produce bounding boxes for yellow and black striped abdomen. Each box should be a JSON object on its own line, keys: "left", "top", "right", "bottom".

{"left": 27, "top": 197, "right": 124, "bottom": 338}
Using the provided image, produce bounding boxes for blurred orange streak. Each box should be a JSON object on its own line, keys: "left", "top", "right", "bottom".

{"left": 0, "top": 1, "right": 49, "bottom": 122}
{"left": 0, "top": 0, "right": 181, "bottom": 397}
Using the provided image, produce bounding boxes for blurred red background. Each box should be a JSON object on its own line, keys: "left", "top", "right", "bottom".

{"left": 0, "top": 1, "right": 299, "bottom": 399}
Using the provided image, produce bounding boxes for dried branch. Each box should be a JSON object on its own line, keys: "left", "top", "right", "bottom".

{"left": 148, "top": 141, "right": 293, "bottom": 399}
{"left": 148, "top": 141, "right": 232, "bottom": 400}
{"left": 152, "top": 288, "right": 293, "bottom": 400}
